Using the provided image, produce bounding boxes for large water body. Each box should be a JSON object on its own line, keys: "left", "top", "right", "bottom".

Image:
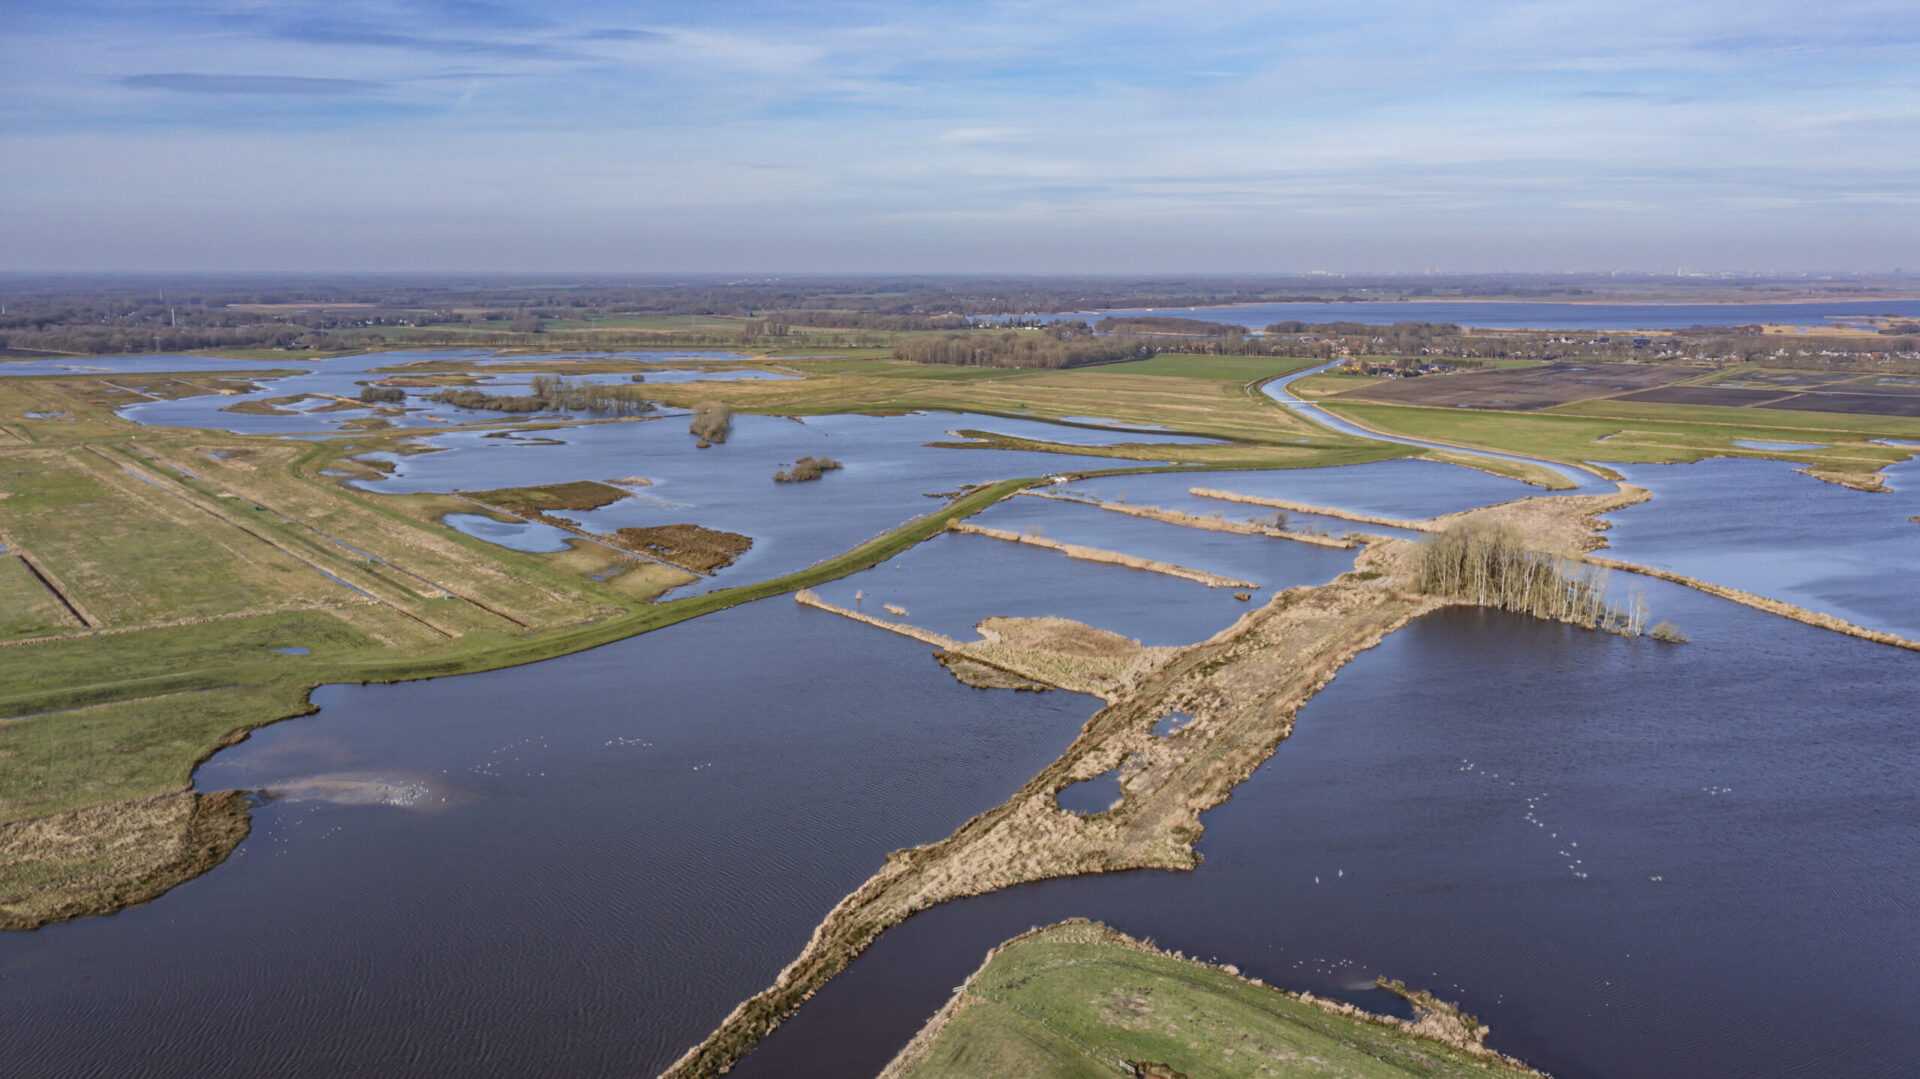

{"left": 1059, "top": 458, "right": 1546, "bottom": 523}
{"left": 732, "top": 577, "right": 1920, "bottom": 1079}
{"left": 1030, "top": 298, "right": 1920, "bottom": 331}
{"left": 1599, "top": 455, "right": 1920, "bottom": 639}
{"left": 0, "top": 600, "right": 1103, "bottom": 1078}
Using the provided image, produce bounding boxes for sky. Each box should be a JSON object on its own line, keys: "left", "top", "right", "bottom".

{"left": 3, "top": 0, "right": 1917, "bottom": 274}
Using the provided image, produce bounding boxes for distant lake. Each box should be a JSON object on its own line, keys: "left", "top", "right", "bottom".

{"left": 1025, "top": 299, "right": 1920, "bottom": 331}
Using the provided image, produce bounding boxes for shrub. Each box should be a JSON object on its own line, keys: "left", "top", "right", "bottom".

{"left": 773, "top": 455, "right": 843, "bottom": 482}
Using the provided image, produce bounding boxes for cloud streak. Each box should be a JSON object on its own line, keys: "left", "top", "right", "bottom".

{"left": 121, "top": 74, "right": 384, "bottom": 96}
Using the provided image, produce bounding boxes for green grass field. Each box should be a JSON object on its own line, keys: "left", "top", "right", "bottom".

{"left": 1085, "top": 353, "right": 1321, "bottom": 381}
{"left": 888, "top": 922, "right": 1538, "bottom": 1079}
{"left": 1323, "top": 398, "right": 1920, "bottom": 480}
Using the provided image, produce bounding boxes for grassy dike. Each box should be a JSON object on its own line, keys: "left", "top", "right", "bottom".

{"left": 881, "top": 921, "right": 1542, "bottom": 1079}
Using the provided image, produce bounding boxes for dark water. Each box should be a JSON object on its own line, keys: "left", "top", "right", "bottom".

{"left": 357, "top": 412, "right": 1193, "bottom": 588}
{"left": 809, "top": 528, "right": 1302, "bottom": 647}
{"left": 1032, "top": 299, "right": 1920, "bottom": 331}
{"left": 1602, "top": 456, "right": 1920, "bottom": 639}
{"left": 805, "top": 495, "right": 1355, "bottom": 646}
{"left": 0, "top": 600, "right": 1100, "bottom": 1078}
{"left": 732, "top": 577, "right": 1920, "bottom": 1079}
{"left": 972, "top": 494, "right": 1363, "bottom": 589}
{"left": 1060, "top": 459, "right": 1544, "bottom": 524}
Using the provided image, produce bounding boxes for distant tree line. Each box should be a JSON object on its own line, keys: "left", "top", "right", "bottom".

{"left": 893, "top": 332, "right": 1158, "bottom": 369}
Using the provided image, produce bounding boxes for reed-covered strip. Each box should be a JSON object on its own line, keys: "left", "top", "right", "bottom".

{"left": 948, "top": 521, "right": 1256, "bottom": 588}
{"left": 1018, "top": 489, "right": 1358, "bottom": 548}
{"left": 794, "top": 589, "right": 962, "bottom": 649}
{"left": 1189, "top": 487, "right": 1431, "bottom": 532}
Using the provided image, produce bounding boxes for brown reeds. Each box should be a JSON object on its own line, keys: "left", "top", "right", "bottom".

{"left": 774, "top": 456, "right": 842, "bottom": 482}
{"left": 689, "top": 402, "right": 733, "bottom": 445}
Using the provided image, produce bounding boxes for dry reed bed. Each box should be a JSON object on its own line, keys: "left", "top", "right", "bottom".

{"left": 1018, "top": 489, "right": 1357, "bottom": 548}
{"left": 0, "top": 790, "right": 250, "bottom": 931}
{"left": 664, "top": 543, "right": 1438, "bottom": 1078}
{"left": 947, "top": 520, "right": 1256, "bottom": 588}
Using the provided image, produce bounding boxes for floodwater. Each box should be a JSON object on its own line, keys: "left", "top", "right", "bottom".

{"left": 970, "top": 493, "right": 1363, "bottom": 590}
{"left": 1028, "top": 298, "right": 1920, "bottom": 331}
{"left": 120, "top": 350, "right": 774, "bottom": 434}
{"left": 0, "top": 348, "right": 776, "bottom": 435}
{"left": 1600, "top": 456, "right": 1920, "bottom": 639}
{"left": 807, "top": 523, "right": 1335, "bottom": 647}
{"left": 1730, "top": 438, "right": 1827, "bottom": 451}
{"left": 0, "top": 600, "right": 1102, "bottom": 1078}
{"left": 355, "top": 411, "right": 1191, "bottom": 587}
{"left": 441, "top": 512, "right": 578, "bottom": 553}
{"left": 1058, "top": 459, "right": 1541, "bottom": 524}
{"left": 731, "top": 577, "right": 1920, "bottom": 1079}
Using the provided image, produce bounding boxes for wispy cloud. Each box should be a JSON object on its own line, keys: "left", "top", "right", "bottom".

{"left": 273, "top": 17, "right": 585, "bottom": 61}
{"left": 121, "top": 74, "right": 383, "bottom": 96}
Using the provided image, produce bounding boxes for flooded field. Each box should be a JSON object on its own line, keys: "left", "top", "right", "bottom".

{"left": 1058, "top": 459, "right": 1545, "bottom": 523}
{"left": 358, "top": 411, "right": 1195, "bottom": 587}
{"left": 1601, "top": 456, "right": 1920, "bottom": 638}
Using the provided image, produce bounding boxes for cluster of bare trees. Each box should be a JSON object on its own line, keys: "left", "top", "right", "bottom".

{"left": 689, "top": 402, "right": 733, "bottom": 447}
{"left": 428, "top": 376, "right": 655, "bottom": 415}
{"left": 1412, "top": 523, "right": 1660, "bottom": 636}
{"left": 893, "top": 332, "right": 1157, "bottom": 369}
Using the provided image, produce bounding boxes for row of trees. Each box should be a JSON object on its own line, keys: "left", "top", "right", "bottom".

{"left": 893, "top": 332, "right": 1158, "bottom": 369}
{"left": 428, "top": 376, "right": 656, "bottom": 415}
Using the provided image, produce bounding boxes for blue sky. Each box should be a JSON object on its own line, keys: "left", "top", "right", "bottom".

{"left": 4, "top": 0, "right": 1916, "bottom": 272}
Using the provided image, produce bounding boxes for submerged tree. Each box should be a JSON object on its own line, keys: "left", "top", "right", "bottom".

{"left": 1412, "top": 522, "right": 1655, "bottom": 636}
{"left": 689, "top": 401, "right": 733, "bottom": 447}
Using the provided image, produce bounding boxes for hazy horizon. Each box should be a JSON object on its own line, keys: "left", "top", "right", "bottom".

{"left": 6, "top": 1, "right": 1916, "bottom": 274}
